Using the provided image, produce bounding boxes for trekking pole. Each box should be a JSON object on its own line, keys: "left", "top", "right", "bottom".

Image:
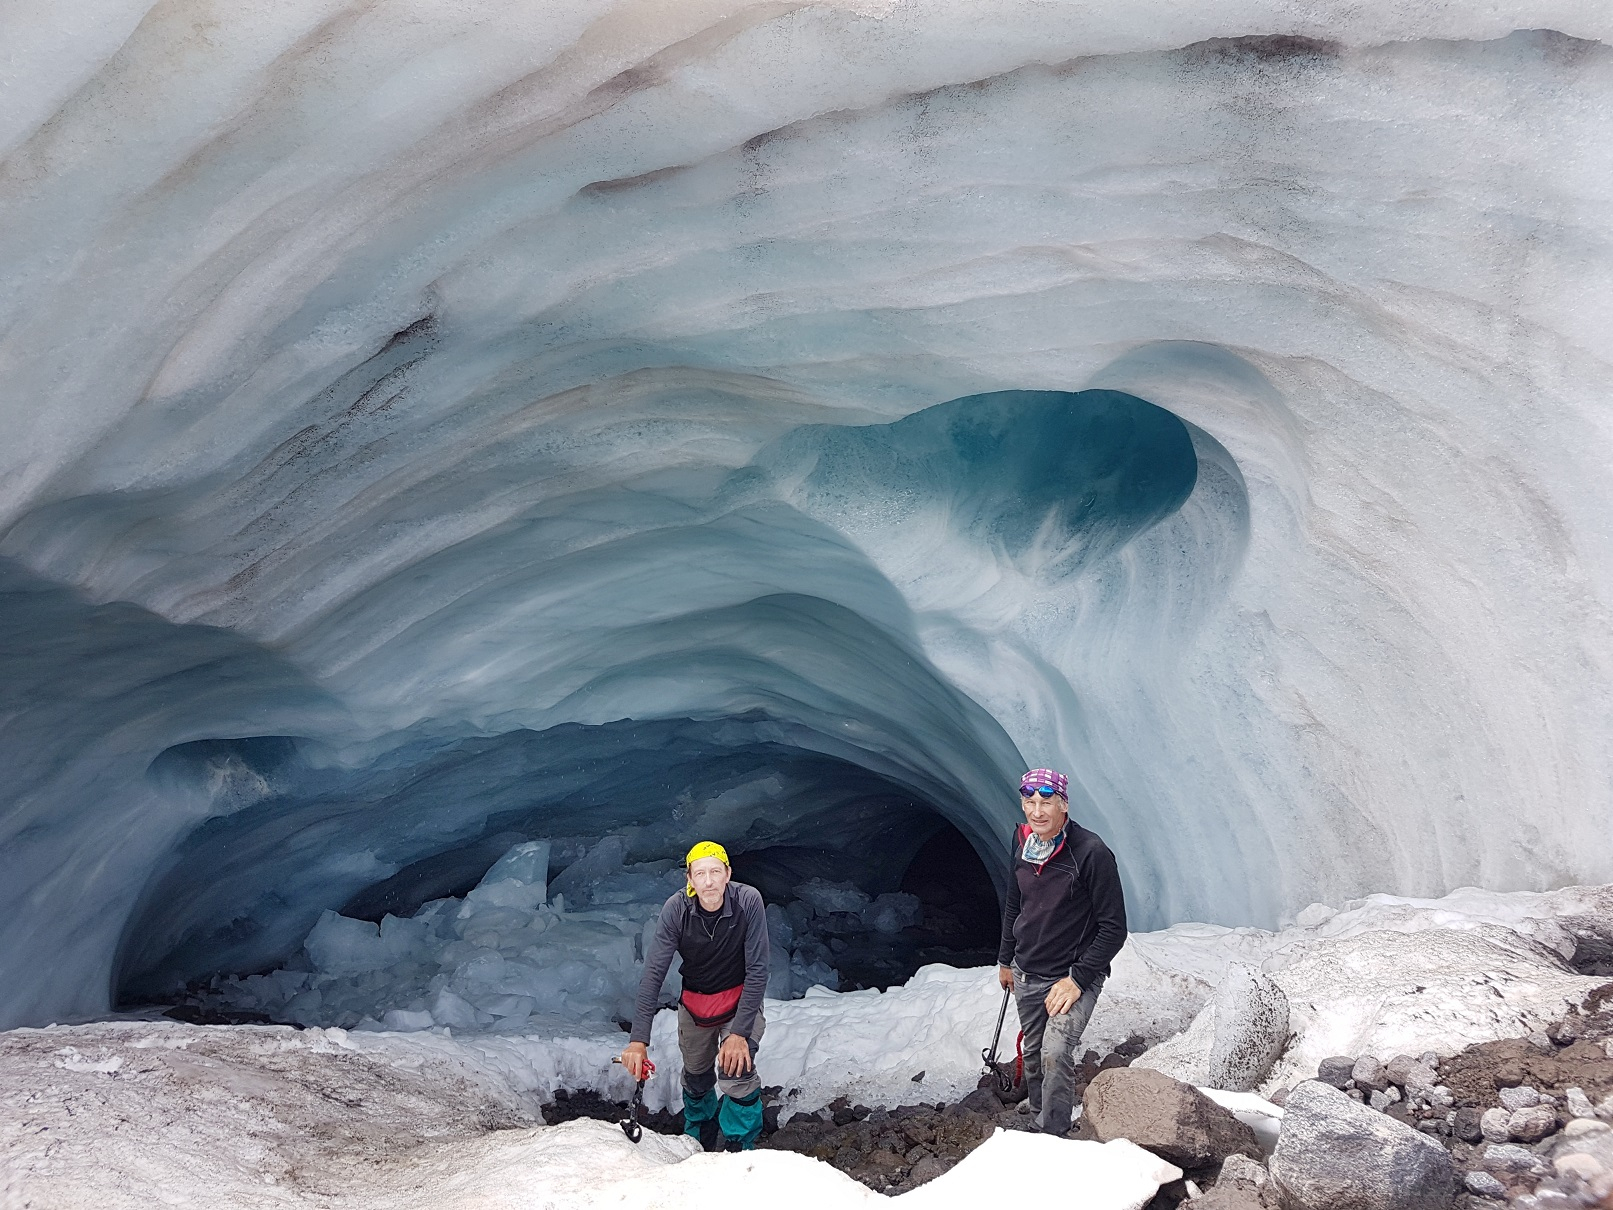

{"left": 982, "top": 986, "right": 1012, "bottom": 1091}
{"left": 610, "top": 1055, "right": 656, "bottom": 1143}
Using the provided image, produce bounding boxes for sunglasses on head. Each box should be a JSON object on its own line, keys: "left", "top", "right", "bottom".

{"left": 1020, "top": 785, "right": 1062, "bottom": 799}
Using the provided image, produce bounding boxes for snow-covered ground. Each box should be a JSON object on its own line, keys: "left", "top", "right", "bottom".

{"left": 6, "top": 882, "right": 1610, "bottom": 1208}
{"left": 0, "top": 1018, "right": 1179, "bottom": 1210}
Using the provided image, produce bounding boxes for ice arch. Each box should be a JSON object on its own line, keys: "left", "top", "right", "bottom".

{"left": 2, "top": 2, "right": 1612, "bottom": 1028}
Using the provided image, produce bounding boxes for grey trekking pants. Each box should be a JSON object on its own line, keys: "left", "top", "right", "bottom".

{"left": 677, "top": 1004, "right": 765, "bottom": 1100}
{"left": 1012, "top": 965, "right": 1106, "bottom": 1136}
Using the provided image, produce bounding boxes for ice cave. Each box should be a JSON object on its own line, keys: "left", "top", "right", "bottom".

{"left": 3, "top": 2, "right": 1612, "bottom": 1207}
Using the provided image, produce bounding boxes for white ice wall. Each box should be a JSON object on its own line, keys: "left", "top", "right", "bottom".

{"left": 1, "top": 1, "right": 1611, "bottom": 1027}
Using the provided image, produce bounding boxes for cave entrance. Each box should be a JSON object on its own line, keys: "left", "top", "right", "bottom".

{"left": 733, "top": 816, "right": 1002, "bottom": 995}
{"left": 899, "top": 820, "right": 1002, "bottom": 954}
{"left": 116, "top": 714, "right": 1013, "bottom": 1031}
{"left": 844, "top": 816, "right": 1000, "bottom": 987}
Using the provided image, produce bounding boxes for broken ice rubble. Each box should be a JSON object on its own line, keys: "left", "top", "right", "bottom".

{"left": 209, "top": 843, "right": 926, "bottom": 1032}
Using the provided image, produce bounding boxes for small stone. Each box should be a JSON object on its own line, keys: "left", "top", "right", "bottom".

{"left": 1500, "top": 1085, "right": 1542, "bottom": 1111}
{"left": 1315, "top": 1056, "right": 1355, "bottom": 1089}
{"left": 1509, "top": 1105, "right": 1557, "bottom": 1143}
{"left": 1565, "top": 1087, "right": 1596, "bottom": 1120}
{"left": 1351, "top": 1055, "right": 1389, "bottom": 1092}
{"left": 1191, "top": 1179, "right": 1266, "bottom": 1209}
{"left": 1346, "top": 1088, "right": 1364, "bottom": 1102}
{"left": 1562, "top": 1118, "right": 1610, "bottom": 1138}
{"left": 1218, "top": 1153, "right": 1269, "bottom": 1191}
{"left": 1480, "top": 1107, "right": 1512, "bottom": 1143}
{"left": 1453, "top": 1107, "right": 1485, "bottom": 1143}
{"left": 1267, "top": 1086, "right": 1289, "bottom": 1107}
{"left": 1417, "top": 1119, "right": 1449, "bottom": 1136}
{"left": 1549, "top": 1016, "right": 1582, "bottom": 1043}
{"left": 1527, "top": 1032, "right": 1554, "bottom": 1051}
{"left": 907, "top": 1154, "right": 946, "bottom": 1185}
{"left": 1420, "top": 1052, "right": 1440, "bottom": 1069}
{"left": 1464, "top": 1170, "right": 1508, "bottom": 1198}
{"left": 1554, "top": 1153, "right": 1607, "bottom": 1180}
{"left": 1598, "top": 1093, "right": 1613, "bottom": 1120}
{"left": 956, "top": 1087, "right": 999, "bottom": 1115}
{"left": 1401, "top": 1063, "right": 1437, "bottom": 1094}
{"left": 1483, "top": 1143, "right": 1548, "bottom": 1176}
{"left": 1385, "top": 1055, "right": 1420, "bottom": 1084}
{"left": 1370, "top": 1089, "right": 1392, "bottom": 1111}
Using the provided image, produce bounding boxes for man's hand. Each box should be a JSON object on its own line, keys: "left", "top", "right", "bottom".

{"left": 997, "top": 965, "right": 1014, "bottom": 991}
{"left": 620, "top": 1041, "right": 649, "bottom": 1081}
{"left": 718, "top": 1033, "right": 753, "bottom": 1077}
{"left": 1044, "top": 976, "right": 1082, "bottom": 1016}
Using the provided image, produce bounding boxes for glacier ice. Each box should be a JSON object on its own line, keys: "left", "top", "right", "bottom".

{"left": 0, "top": 2, "right": 1611, "bottom": 1030}
{"left": 198, "top": 837, "right": 941, "bottom": 1030}
{"left": 211, "top": 837, "right": 683, "bottom": 1032}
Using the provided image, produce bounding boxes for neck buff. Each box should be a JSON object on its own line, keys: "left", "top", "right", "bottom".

{"left": 1022, "top": 827, "right": 1065, "bottom": 866}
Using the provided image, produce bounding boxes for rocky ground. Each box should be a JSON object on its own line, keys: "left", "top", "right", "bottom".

{"left": 542, "top": 998, "right": 1613, "bottom": 1209}
{"left": 1275, "top": 988, "right": 1613, "bottom": 1208}
{"left": 1087, "top": 991, "right": 1613, "bottom": 1210}
{"left": 543, "top": 1034, "right": 1153, "bottom": 1195}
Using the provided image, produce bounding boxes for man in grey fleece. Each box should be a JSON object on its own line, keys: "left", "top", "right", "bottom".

{"left": 619, "top": 840, "right": 771, "bottom": 1151}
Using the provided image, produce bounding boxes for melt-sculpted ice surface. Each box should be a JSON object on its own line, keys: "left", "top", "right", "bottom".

{"left": 0, "top": 1, "right": 1611, "bottom": 1028}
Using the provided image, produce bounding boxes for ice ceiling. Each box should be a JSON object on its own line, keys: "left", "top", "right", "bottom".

{"left": 1, "top": 0, "right": 1611, "bottom": 1030}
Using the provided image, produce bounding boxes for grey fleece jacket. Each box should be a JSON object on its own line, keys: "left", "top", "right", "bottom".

{"left": 630, "top": 881, "right": 770, "bottom": 1044}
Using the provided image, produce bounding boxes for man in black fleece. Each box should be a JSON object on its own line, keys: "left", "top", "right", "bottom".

{"left": 620, "top": 840, "right": 770, "bottom": 1151}
{"left": 996, "top": 767, "right": 1127, "bottom": 1136}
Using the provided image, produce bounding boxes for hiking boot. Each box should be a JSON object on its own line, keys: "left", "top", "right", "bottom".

{"left": 697, "top": 1118, "right": 723, "bottom": 1152}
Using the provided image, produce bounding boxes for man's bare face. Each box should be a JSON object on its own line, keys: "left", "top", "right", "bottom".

{"left": 688, "top": 856, "right": 731, "bottom": 904}
{"left": 1022, "top": 789, "right": 1069, "bottom": 841}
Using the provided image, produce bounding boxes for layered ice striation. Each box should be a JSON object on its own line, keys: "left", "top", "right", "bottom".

{"left": 1, "top": 2, "right": 1611, "bottom": 1029}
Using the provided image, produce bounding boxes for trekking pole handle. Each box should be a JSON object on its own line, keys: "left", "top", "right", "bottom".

{"left": 611, "top": 1056, "right": 656, "bottom": 1079}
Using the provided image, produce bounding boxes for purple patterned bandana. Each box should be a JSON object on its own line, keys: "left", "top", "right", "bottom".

{"left": 1021, "top": 768, "right": 1068, "bottom": 798}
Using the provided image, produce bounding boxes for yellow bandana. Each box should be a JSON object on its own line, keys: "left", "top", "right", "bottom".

{"left": 684, "top": 840, "right": 730, "bottom": 896}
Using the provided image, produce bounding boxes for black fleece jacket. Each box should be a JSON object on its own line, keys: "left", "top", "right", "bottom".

{"left": 996, "top": 821, "right": 1127, "bottom": 989}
